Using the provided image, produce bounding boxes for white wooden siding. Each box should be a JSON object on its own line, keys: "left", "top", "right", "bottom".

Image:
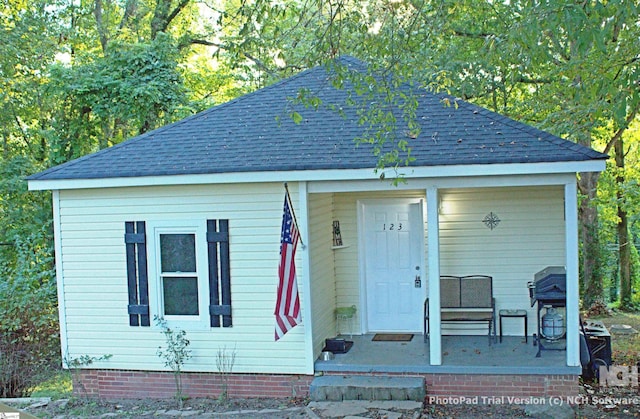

{"left": 307, "top": 193, "right": 336, "bottom": 357}
{"left": 57, "top": 183, "right": 308, "bottom": 374}
{"left": 439, "top": 186, "right": 566, "bottom": 336}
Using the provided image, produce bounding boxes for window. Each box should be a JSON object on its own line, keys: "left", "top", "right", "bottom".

{"left": 160, "top": 233, "right": 199, "bottom": 316}
{"left": 125, "top": 219, "right": 232, "bottom": 328}
{"left": 150, "top": 222, "right": 208, "bottom": 327}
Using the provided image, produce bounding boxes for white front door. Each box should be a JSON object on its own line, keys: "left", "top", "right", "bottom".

{"left": 360, "top": 200, "right": 424, "bottom": 332}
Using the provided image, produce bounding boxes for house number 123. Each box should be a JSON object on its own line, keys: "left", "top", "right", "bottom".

{"left": 383, "top": 223, "right": 403, "bottom": 231}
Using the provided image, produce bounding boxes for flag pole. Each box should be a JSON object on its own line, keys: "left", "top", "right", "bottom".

{"left": 284, "top": 183, "right": 305, "bottom": 249}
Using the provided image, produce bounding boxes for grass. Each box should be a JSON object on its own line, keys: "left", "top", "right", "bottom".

{"left": 587, "top": 310, "right": 640, "bottom": 366}
{"left": 29, "top": 370, "right": 73, "bottom": 399}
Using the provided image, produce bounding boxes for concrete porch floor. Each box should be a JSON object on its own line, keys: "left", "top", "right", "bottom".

{"left": 315, "top": 334, "right": 580, "bottom": 375}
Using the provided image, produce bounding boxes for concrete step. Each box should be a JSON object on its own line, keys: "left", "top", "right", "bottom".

{"left": 309, "top": 375, "right": 425, "bottom": 401}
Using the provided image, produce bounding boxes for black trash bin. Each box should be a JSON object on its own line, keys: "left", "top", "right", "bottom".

{"left": 580, "top": 320, "right": 612, "bottom": 380}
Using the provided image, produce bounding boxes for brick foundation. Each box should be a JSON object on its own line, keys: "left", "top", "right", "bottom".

{"left": 74, "top": 370, "right": 313, "bottom": 399}
{"left": 75, "top": 369, "right": 578, "bottom": 401}
{"left": 423, "top": 373, "right": 579, "bottom": 399}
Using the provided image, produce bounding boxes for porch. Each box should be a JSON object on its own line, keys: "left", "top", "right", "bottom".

{"left": 315, "top": 334, "right": 577, "bottom": 375}
{"left": 308, "top": 185, "right": 581, "bottom": 371}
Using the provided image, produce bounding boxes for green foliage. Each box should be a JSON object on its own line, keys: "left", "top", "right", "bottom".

{"left": 0, "top": 275, "right": 59, "bottom": 397}
{"left": 596, "top": 122, "right": 640, "bottom": 307}
{"left": 0, "top": 1, "right": 63, "bottom": 163}
{"left": 64, "top": 354, "right": 113, "bottom": 398}
{"left": 0, "top": 5, "right": 60, "bottom": 383}
{"left": 65, "top": 354, "right": 113, "bottom": 370}
{"left": 47, "top": 32, "right": 191, "bottom": 164}
{"left": 0, "top": 156, "right": 58, "bottom": 398}
{"left": 155, "top": 316, "right": 191, "bottom": 407}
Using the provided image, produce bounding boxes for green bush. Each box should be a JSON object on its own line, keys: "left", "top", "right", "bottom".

{"left": 0, "top": 269, "right": 60, "bottom": 397}
{"left": 155, "top": 316, "right": 191, "bottom": 408}
{"left": 0, "top": 157, "right": 60, "bottom": 397}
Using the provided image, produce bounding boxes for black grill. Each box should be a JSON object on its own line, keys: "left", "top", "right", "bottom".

{"left": 528, "top": 266, "right": 567, "bottom": 357}
{"left": 528, "top": 266, "right": 567, "bottom": 307}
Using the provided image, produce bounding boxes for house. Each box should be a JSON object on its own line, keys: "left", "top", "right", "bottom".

{"left": 28, "top": 57, "right": 607, "bottom": 400}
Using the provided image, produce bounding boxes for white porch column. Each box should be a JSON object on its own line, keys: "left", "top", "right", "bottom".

{"left": 426, "top": 187, "right": 442, "bottom": 365}
{"left": 565, "top": 180, "right": 580, "bottom": 367}
{"left": 298, "top": 181, "right": 316, "bottom": 374}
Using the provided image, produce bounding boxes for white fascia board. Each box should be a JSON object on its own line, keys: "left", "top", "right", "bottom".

{"left": 27, "top": 159, "right": 606, "bottom": 191}
{"left": 309, "top": 173, "right": 578, "bottom": 193}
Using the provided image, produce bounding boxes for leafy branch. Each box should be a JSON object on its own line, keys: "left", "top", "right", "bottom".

{"left": 64, "top": 354, "right": 113, "bottom": 398}
{"left": 155, "top": 316, "right": 192, "bottom": 408}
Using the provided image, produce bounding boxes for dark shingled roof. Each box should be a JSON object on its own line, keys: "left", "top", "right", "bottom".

{"left": 28, "top": 56, "right": 607, "bottom": 181}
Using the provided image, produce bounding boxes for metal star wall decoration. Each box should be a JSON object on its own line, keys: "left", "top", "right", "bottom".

{"left": 483, "top": 212, "right": 501, "bottom": 230}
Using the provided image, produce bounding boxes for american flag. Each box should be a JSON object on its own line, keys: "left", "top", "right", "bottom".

{"left": 274, "top": 194, "right": 302, "bottom": 340}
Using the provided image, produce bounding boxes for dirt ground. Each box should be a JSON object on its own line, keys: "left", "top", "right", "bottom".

{"left": 9, "top": 381, "right": 640, "bottom": 418}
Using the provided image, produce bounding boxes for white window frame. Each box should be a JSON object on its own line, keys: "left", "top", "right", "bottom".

{"left": 147, "top": 220, "right": 209, "bottom": 330}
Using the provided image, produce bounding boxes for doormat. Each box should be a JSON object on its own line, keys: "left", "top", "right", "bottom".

{"left": 372, "top": 333, "right": 414, "bottom": 342}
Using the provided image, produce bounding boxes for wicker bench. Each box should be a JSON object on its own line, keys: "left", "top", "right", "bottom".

{"left": 424, "top": 275, "right": 497, "bottom": 345}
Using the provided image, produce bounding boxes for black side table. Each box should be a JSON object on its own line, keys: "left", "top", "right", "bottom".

{"left": 499, "top": 309, "right": 528, "bottom": 343}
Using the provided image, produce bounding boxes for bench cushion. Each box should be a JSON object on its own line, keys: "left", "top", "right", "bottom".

{"left": 441, "top": 310, "right": 493, "bottom": 321}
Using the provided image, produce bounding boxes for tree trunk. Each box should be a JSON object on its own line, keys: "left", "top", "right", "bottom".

{"left": 615, "top": 137, "right": 632, "bottom": 308}
{"left": 119, "top": 0, "right": 138, "bottom": 30}
{"left": 151, "top": 0, "right": 190, "bottom": 40}
{"left": 94, "top": 0, "right": 109, "bottom": 53}
{"left": 2, "top": 128, "right": 7, "bottom": 158}
{"left": 578, "top": 171, "right": 604, "bottom": 307}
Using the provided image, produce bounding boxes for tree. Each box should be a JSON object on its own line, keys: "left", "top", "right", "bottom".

{"left": 0, "top": 0, "right": 63, "bottom": 396}
{"left": 0, "top": 157, "right": 58, "bottom": 397}
{"left": 599, "top": 118, "right": 640, "bottom": 308}
{"left": 48, "top": 32, "right": 191, "bottom": 163}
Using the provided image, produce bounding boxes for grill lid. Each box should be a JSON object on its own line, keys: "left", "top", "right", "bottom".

{"left": 529, "top": 266, "right": 566, "bottom": 306}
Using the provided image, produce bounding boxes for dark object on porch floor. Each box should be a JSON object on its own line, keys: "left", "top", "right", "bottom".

{"left": 323, "top": 338, "right": 354, "bottom": 354}
{"left": 372, "top": 333, "right": 414, "bottom": 342}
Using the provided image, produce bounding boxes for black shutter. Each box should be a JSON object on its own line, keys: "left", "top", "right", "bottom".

{"left": 207, "top": 219, "right": 232, "bottom": 327}
{"left": 125, "top": 221, "right": 150, "bottom": 327}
